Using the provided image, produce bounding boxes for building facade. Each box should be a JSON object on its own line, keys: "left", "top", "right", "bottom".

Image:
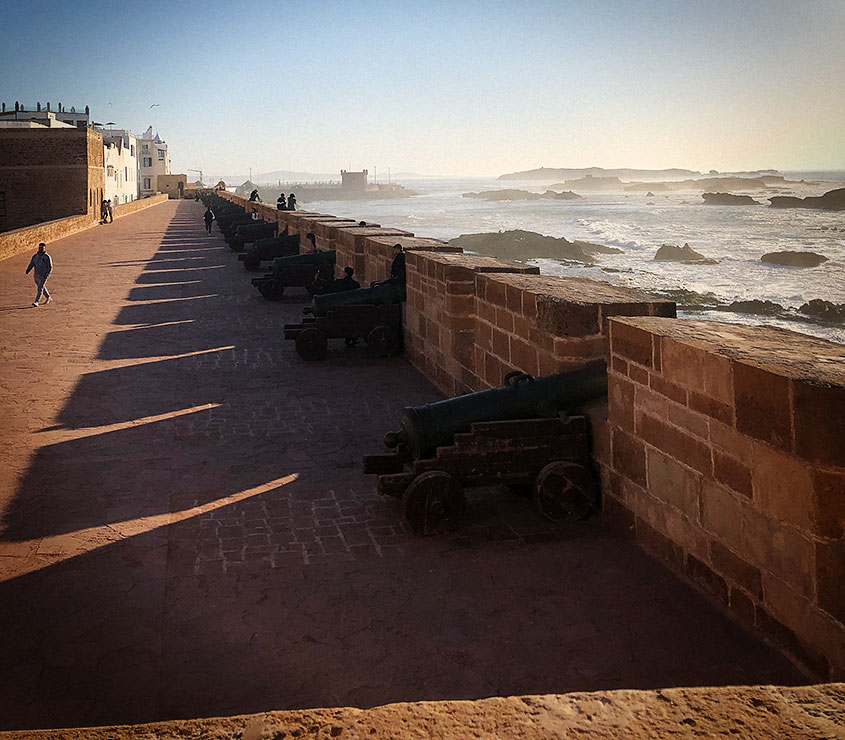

{"left": 137, "top": 126, "right": 171, "bottom": 196}
{"left": 0, "top": 101, "right": 90, "bottom": 130}
{"left": 100, "top": 129, "right": 139, "bottom": 204}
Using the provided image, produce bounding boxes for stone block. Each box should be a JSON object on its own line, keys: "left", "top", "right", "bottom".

{"left": 608, "top": 373, "right": 635, "bottom": 433}
{"left": 649, "top": 373, "right": 688, "bottom": 405}
{"left": 792, "top": 381, "right": 845, "bottom": 467}
{"left": 636, "top": 411, "right": 711, "bottom": 474}
{"left": 710, "top": 540, "right": 763, "bottom": 598}
{"left": 729, "top": 586, "right": 757, "bottom": 626}
{"left": 496, "top": 307, "right": 515, "bottom": 333}
{"left": 815, "top": 539, "right": 845, "bottom": 623}
{"left": 734, "top": 363, "right": 792, "bottom": 451}
{"left": 612, "top": 427, "right": 647, "bottom": 487}
{"left": 668, "top": 402, "right": 709, "bottom": 440}
{"left": 510, "top": 336, "right": 539, "bottom": 376}
{"left": 713, "top": 450, "right": 753, "bottom": 499}
{"left": 688, "top": 391, "right": 733, "bottom": 426}
{"left": 700, "top": 480, "right": 744, "bottom": 551}
{"left": 741, "top": 507, "right": 814, "bottom": 598}
{"left": 628, "top": 362, "right": 648, "bottom": 386}
{"left": 751, "top": 443, "right": 814, "bottom": 530}
{"left": 709, "top": 419, "right": 753, "bottom": 463}
{"left": 635, "top": 517, "right": 684, "bottom": 571}
{"left": 686, "top": 554, "right": 729, "bottom": 604}
{"left": 646, "top": 448, "right": 701, "bottom": 520}
{"left": 610, "top": 321, "right": 654, "bottom": 367}
{"left": 755, "top": 606, "right": 830, "bottom": 679}
{"left": 811, "top": 469, "right": 845, "bottom": 539}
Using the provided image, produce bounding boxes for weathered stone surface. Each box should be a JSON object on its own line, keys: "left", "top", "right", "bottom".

{"left": 761, "top": 251, "right": 829, "bottom": 267}
{"left": 1, "top": 685, "right": 842, "bottom": 739}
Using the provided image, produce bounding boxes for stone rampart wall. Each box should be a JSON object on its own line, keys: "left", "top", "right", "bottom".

{"left": 600, "top": 317, "right": 844, "bottom": 679}
{"left": 214, "top": 191, "right": 844, "bottom": 678}
{"left": 0, "top": 194, "right": 168, "bottom": 262}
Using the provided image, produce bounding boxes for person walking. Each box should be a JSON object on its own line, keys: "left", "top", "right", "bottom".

{"left": 106, "top": 199, "right": 114, "bottom": 223}
{"left": 203, "top": 206, "right": 215, "bottom": 233}
{"left": 26, "top": 242, "right": 53, "bottom": 307}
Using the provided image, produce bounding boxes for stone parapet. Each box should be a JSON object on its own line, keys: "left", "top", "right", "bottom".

{"left": 601, "top": 317, "right": 845, "bottom": 679}
{"left": 404, "top": 251, "right": 540, "bottom": 395}
{"left": 334, "top": 225, "right": 414, "bottom": 282}
{"left": 474, "top": 274, "right": 675, "bottom": 387}
{"left": 365, "top": 236, "right": 461, "bottom": 285}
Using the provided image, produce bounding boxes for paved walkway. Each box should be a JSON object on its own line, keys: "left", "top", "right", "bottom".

{"left": 0, "top": 201, "right": 805, "bottom": 732}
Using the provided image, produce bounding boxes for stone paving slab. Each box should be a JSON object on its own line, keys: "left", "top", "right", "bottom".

{"left": 0, "top": 201, "right": 809, "bottom": 732}
{"left": 0, "top": 684, "right": 842, "bottom": 739}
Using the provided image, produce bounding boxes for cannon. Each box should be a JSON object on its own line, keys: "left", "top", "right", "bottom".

{"left": 252, "top": 250, "right": 337, "bottom": 300}
{"left": 227, "top": 221, "right": 277, "bottom": 252}
{"left": 284, "top": 303, "right": 402, "bottom": 360}
{"left": 364, "top": 366, "right": 607, "bottom": 535}
{"left": 238, "top": 233, "right": 300, "bottom": 271}
{"left": 305, "top": 280, "right": 405, "bottom": 317}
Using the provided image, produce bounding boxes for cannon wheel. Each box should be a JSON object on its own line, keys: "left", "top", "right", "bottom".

{"left": 295, "top": 327, "right": 328, "bottom": 360}
{"left": 366, "top": 325, "right": 399, "bottom": 357}
{"left": 532, "top": 461, "right": 596, "bottom": 522}
{"left": 403, "top": 471, "right": 466, "bottom": 536}
{"left": 243, "top": 254, "right": 261, "bottom": 272}
{"left": 259, "top": 279, "right": 285, "bottom": 301}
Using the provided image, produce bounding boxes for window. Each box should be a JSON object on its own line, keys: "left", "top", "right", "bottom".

{"left": 143, "top": 178, "right": 151, "bottom": 190}
{"left": 125, "top": 166, "right": 129, "bottom": 180}
{"left": 76, "top": 121, "right": 86, "bottom": 129}
{"left": 107, "top": 165, "right": 115, "bottom": 177}
{"left": 130, "top": 145, "right": 135, "bottom": 156}
{"left": 157, "top": 149, "right": 165, "bottom": 160}
{"left": 143, "top": 157, "right": 152, "bottom": 167}
{"left": 142, "top": 144, "right": 148, "bottom": 151}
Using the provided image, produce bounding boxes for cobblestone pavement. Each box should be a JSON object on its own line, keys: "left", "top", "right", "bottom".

{"left": 0, "top": 201, "right": 805, "bottom": 731}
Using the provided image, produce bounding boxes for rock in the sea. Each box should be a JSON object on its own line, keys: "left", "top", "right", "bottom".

{"left": 724, "top": 299, "right": 785, "bottom": 316}
{"left": 761, "top": 251, "right": 829, "bottom": 267}
{"left": 462, "top": 189, "right": 542, "bottom": 201}
{"left": 540, "top": 190, "right": 581, "bottom": 200}
{"left": 449, "top": 229, "right": 595, "bottom": 263}
{"left": 574, "top": 240, "right": 622, "bottom": 255}
{"left": 650, "top": 288, "right": 724, "bottom": 308}
{"left": 702, "top": 192, "right": 761, "bottom": 205}
{"left": 799, "top": 299, "right": 845, "bottom": 324}
{"left": 769, "top": 187, "right": 845, "bottom": 210}
{"left": 654, "top": 243, "right": 718, "bottom": 264}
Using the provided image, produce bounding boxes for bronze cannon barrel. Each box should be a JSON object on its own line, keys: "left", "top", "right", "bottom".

{"left": 384, "top": 366, "right": 607, "bottom": 459}
{"left": 304, "top": 280, "right": 405, "bottom": 317}
{"left": 271, "top": 249, "right": 336, "bottom": 274}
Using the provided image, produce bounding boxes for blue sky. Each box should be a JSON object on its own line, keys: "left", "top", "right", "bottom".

{"left": 1, "top": 0, "right": 843, "bottom": 177}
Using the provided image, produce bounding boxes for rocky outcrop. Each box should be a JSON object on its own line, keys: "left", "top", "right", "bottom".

{"left": 540, "top": 190, "right": 581, "bottom": 199}
{"left": 450, "top": 230, "right": 596, "bottom": 263}
{"left": 702, "top": 192, "right": 761, "bottom": 205}
{"left": 552, "top": 176, "right": 624, "bottom": 190}
{"left": 724, "top": 299, "right": 785, "bottom": 316}
{"left": 769, "top": 188, "right": 845, "bottom": 210}
{"left": 575, "top": 240, "right": 622, "bottom": 255}
{"left": 799, "top": 299, "right": 845, "bottom": 324}
{"left": 462, "top": 189, "right": 541, "bottom": 201}
{"left": 654, "top": 243, "right": 718, "bottom": 264}
{"left": 761, "top": 251, "right": 829, "bottom": 267}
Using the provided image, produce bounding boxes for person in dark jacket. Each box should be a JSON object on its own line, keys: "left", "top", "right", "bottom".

{"left": 287, "top": 193, "right": 297, "bottom": 210}
{"left": 26, "top": 242, "right": 53, "bottom": 306}
{"left": 203, "top": 207, "right": 215, "bottom": 233}
{"left": 276, "top": 194, "right": 287, "bottom": 210}
{"left": 389, "top": 243, "right": 406, "bottom": 283}
{"left": 249, "top": 189, "right": 261, "bottom": 202}
{"left": 333, "top": 266, "right": 360, "bottom": 292}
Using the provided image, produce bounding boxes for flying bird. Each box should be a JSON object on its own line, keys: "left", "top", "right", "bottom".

{"left": 150, "top": 104, "right": 160, "bottom": 108}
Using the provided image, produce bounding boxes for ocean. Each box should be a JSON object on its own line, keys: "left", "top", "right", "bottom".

{"left": 300, "top": 173, "right": 845, "bottom": 345}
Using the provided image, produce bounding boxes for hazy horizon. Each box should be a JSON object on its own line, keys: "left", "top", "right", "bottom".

{"left": 2, "top": 0, "right": 844, "bottom": 178}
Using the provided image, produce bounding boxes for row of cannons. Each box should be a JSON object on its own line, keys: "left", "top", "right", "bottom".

{"left": 202, "top": 192, "right": 608, "bottom": 536}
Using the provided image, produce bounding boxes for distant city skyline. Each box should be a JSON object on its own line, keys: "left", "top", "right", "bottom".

{"left": 2, "top": 0, "right": 843, "bottom": 178}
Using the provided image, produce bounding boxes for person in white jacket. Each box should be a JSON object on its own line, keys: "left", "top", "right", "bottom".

{"left": 26, "top": 242, "right": 53, "bottom": 307}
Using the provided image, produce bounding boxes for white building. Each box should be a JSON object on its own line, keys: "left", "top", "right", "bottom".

{"left": 100, "top": 129, "right": 139, "bottom": 204}
{"left": 0, "top": 101, "right": 90, "bottom": 129}
{"left": 137, "top": 126, "right": 171, "bottom": 196}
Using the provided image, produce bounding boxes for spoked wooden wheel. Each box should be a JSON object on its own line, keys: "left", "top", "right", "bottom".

{"left": 532, "top": 461, "right": 596, "bottom": 522}
{"left": 402, "top": 471, "right": 466, "bottom": 536}
{"left": 259, "top": 279, "right": 285, "bottom": 301}
{"left": 366, "top": 325, "right": 399, "bottom": 357}
{"left": 294, "top": 327, "right": 328, "bottom": 360}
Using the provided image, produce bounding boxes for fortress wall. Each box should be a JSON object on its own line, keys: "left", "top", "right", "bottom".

{"left": 404, "top": 252, "right": 539, "bottom": 396}
{"left": 473, "top": 273, "right": 674, "bottom": 389}
{"left": 213, "top": 189, "right": 843, "bottom": 678}
{"left": 0, "top": 194, "right": 168, "bottom": 262}
{"left": 364, "top": 236, "right": 457, "bottom": 285}
{"left": 602, "top": 317, "right": 845, "bottom": 679}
